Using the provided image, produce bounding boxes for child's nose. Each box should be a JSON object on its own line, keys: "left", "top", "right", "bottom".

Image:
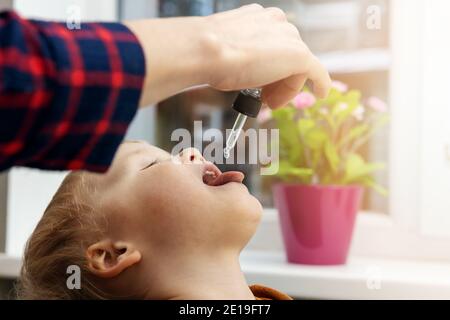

{"left": 179, "top": 148, "right": 205, "bottom": 164}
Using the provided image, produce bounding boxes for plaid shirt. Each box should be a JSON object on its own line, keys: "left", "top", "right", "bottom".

{"left": 0, "top": 11, "right": 145, "bottom": 172}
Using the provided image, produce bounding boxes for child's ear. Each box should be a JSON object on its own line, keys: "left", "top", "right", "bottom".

{"left": 86, "top": 240, "right": 141, "bottom": 278}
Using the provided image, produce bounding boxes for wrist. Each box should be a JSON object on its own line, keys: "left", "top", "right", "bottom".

{"left": 124, "top": 17, "right": 215, "bottom": 106}
{"left": 193, "top": 16, "right": 226, "bottom": 85}
{"left": 173, "top": 16, "right": 216, "bottom": 87}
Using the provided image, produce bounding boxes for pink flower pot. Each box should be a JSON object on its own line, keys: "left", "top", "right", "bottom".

{"left": 273, "top": 184, "right": 363, "bottom": 265}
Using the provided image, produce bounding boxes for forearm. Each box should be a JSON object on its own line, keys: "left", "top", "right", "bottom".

{"left": 0, "top": 11, "right": 145, "bottom": 172}
{"left": 124, "top": 17, "right": 215, "bottom": 107}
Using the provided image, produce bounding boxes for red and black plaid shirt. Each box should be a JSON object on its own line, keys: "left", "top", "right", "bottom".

{"left": 0, "top": 11, "right": 145, "bottom": 172}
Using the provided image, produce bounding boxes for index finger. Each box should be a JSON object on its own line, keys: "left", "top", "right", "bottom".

{"left": 305, "top": 54, "right": 331, "bottom": 99}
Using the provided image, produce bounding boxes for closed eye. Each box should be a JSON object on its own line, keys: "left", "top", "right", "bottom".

{"left": 140, "top": 160, "right": 157, "bottom": 171}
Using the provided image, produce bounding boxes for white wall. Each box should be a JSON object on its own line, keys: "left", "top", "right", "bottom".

{"left": 6, "top": 169, "right": 68, "bottom": 256}
{"left": 419, "top": 0, "right": 450, "bottom": 237}
{"left": 14, "top": 0, "right": 117, "bottom": 21}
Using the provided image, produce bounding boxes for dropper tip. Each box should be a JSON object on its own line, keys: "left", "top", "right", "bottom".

{"left": 223, "top": 148, "right": 230, "bottom": 159}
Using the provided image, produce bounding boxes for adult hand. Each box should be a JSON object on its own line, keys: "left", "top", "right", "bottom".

{"left": 126, "top": 4, "right": 331, "bottom": 109}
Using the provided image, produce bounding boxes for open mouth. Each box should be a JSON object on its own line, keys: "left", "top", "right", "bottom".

{"left": 202, "top": 162, "right": 245, "bottom": 186}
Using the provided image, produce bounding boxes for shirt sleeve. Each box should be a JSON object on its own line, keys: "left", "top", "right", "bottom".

{"left": 0, "top": 10, "right": 146, "bottom": 172}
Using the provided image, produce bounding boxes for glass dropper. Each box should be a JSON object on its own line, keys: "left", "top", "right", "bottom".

{"left": 224, "top": 112, "right": 247, "bottom": 158}
{"left": 224, "top": 89, "right": 262, "bottom": 159}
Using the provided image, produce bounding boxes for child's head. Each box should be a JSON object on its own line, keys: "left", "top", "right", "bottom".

{"left": 18, "top": 141, "right": 263, "bottom": 299}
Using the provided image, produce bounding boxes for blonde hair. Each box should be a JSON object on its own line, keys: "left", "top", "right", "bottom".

{"left": 17, "top": 171, "right": 109, "bottom": 299}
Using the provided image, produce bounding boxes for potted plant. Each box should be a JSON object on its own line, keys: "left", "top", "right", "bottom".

{"left": 262, "top": 81, "right": 388, "bottom": 265}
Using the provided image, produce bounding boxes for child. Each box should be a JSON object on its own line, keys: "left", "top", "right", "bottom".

{"left": 17, "top": 141, "right": 291, "bottom": 300}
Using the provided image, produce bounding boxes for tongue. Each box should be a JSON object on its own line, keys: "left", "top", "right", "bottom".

{"left": 208, "top": 171, "right": 244, "bottom": 186}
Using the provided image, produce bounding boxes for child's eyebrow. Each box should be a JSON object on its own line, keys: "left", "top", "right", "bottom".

{"left": 125, "top": 140, "right": 146, "bottom": 145}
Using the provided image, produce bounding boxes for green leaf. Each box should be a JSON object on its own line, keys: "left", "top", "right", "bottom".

{"left": 320, "top": 87, "right": 342, "bottom": 106}
{"left": 344, "top": 153, "right": 385, "bottom": 183}
{"left": 339, "top": 124, "right": 369, "bottom": 148}
{"left": 272, "top": 107, "right": 303, "bottom": 165}
{"left": 271, "top": 106, "right": 296, "bottom": 122}
{"left": 276, "top": 161, "right": 313, "bottom": 182}
{"left": 322, "top": 112, "right": 337, "bottom": 131}
{"left": 345, "top": 90, "right": 362, "bottom": 106}
{"left": 311, "top": 148, "right": 322, "bottom": 169}
{"left": 332, "top": 90, "right": 362, "bottom": 125}
{"left": 361, "top": 177, "right": 388, "bottom": 196}
{"left": 298, "top": 118, "right": 315, "bottom": 135}
{"left": 324, "top": 140, "right": 340, "bottom": 173}
{"left": 304, "top": 128, "right": 328, "bottom": 150}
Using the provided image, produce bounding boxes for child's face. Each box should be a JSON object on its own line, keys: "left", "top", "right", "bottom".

{"left": 20, "top": 141, "right": 263, "bottom": 299}
{"left": 95, "top": 141, "right": 262, "bottom": 257}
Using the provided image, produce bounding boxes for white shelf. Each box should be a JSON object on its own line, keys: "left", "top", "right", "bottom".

{"left": 0, "top": 254, "right": 21, "bottom": 279}
{"left": 241, "top": 250, "right": 450, "bottom": 300}
{"left": 4, "top": 250, "right": 450, "bottom": 299}
{"left": 318, "top": 48, "right": 391, "bottom": 74}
